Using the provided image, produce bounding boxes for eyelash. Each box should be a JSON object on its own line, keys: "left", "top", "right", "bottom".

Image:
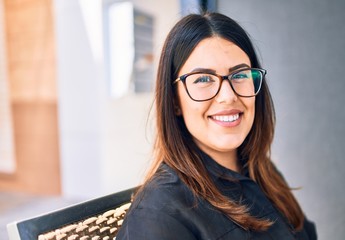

{"left": 194, "top": 75, "right": 215, "bottom": 83}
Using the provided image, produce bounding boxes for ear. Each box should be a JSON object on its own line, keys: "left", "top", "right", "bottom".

{"left": 173, "top": 96, "right": 182, "bottom": 116}
{"left": 174, "top": 105, "right": 182, "bottom": 116}
{"left": 173, "top": 88, "right": 182, "bottom": 116}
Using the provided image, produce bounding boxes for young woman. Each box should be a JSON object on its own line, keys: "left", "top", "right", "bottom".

{"left": 117, "top": 12, "right": 317, "bottom": 239}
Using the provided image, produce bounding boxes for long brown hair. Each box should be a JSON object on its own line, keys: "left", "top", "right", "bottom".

{"left": 144, "top": 12, "right": 304, "bottom": 232}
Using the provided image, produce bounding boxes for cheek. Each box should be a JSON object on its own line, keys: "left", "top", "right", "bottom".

{"left": 177, "top": 86, "right": 208, "bottom": 126}
{"left": 177, "top": 84, "right": 197, "bottom": 114}
{"left": 241, "top": 94, "right": 255, "bottom": 108}
{"left": 236, "top": 96, "right": 256, "bottom": 133}
{"left": 180, "top": 101, "right": 206, "bottom": 122}
{"left": 244, "top": 98, "right": 256, "bottom": 125}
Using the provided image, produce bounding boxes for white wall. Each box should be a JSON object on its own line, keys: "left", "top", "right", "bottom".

{"left": 102, "top": 0, "right": 180, "bottom": 193}
{"left": 218, "top": 1, "right": 345, "bottom": 239}
{"left": 54, "top": 0, "right": 105, "bottom": 198}
{"left": 0, "top": 0, "right": 15, "bottom": 173}
{"left": 53, "top": 0, "right": 180, "bottom": 199}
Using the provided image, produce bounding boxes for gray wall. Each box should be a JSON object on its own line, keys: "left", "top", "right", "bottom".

{"left": 218, "top": 0, "right": 345, "bottom": 239}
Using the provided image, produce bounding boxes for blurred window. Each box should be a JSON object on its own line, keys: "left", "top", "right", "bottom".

{"left": 104, "top": 1, "right": 154, "bottom": 98}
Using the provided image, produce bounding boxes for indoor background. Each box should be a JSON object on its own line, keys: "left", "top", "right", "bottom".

{"left": 0, "top": 0, "right": 344, "bottom": 239}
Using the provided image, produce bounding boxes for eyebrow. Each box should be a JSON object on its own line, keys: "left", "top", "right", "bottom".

{"left": 190, "top": 63, "right": 250, "bottom": 74}
{"left": 190, "top": 68, "right": 216, "bottom": 74}
{"left": 229, "top": 63, "right": 250, "bottom": 72}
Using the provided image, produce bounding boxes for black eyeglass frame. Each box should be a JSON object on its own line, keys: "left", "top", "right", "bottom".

{"left": 173, "top": 67, "right": 267, "bottom": 102}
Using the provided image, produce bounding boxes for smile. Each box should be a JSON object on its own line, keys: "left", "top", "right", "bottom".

{"left": 211, "top": 113, "right": 240, "bottom": 122}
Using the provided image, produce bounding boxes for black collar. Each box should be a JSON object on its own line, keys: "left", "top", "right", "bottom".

{"left": 198, "top": 150, "right": 251, "bottom": 182}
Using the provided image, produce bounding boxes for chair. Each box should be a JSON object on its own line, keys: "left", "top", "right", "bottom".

{"left": 7, "top": 187, "right": 137, "bottom": 240}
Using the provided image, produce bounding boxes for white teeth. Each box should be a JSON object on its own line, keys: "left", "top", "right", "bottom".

{"left": 213, "top": 114, "right": 239, "bottom": 122}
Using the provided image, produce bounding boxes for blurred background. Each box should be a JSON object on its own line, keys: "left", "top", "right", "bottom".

{"left": 0, "top": 0, "right": 344, "bottom": 239}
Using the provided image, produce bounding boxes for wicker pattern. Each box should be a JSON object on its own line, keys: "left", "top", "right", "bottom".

{"left": 38, "top": 202, "right": 131, "bottom": 240}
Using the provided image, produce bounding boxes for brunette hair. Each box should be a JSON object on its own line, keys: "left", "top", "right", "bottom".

{"left": 145, "top": 12, "right": 304, "bottom": 231}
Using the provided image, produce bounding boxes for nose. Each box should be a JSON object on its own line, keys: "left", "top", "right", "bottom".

{"left": 214, "top": 79, "right": 237, "bottom": 103}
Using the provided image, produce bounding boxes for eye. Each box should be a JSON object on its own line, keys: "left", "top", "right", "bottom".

{"left": 193, "top": 75, "right": 215, "bottom": 84}
{"left": 232, "top": 72, "right": 248, "bottom": 79}
{"left": 231, "top": 71, "right": 250, "bottom": 82}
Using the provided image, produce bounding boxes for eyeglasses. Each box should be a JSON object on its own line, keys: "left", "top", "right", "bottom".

{"left": 174, "top": 68, "right": 266, "bottom": 102}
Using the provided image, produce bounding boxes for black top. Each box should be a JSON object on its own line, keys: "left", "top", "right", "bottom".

{"left": 117, "top": 152, "right": 317, "bottom": 239}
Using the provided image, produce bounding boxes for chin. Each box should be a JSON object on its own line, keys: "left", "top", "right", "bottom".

{"left": 213, "top": 138, "right": 244, "bottom": 151}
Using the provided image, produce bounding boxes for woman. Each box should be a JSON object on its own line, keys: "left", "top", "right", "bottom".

{"left": 117, "top": 12, "right": 316, "bottom": 239}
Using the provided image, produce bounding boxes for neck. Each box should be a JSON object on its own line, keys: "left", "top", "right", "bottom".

{"left": 199, "top": 146, "right": 241, "bottom": 172}
{"left": 215, "top": 152, "right": 241, "bottom": 172}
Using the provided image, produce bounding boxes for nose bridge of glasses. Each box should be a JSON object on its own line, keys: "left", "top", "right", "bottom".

{"left": 221, "top": 74, "right": 235, "bottom": 88}
{"left": 218, "top": 75, "right": 237, "bottom": 96}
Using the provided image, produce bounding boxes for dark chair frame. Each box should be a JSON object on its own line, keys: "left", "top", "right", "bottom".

{"left": 7, "top": 187, "right": 137, "bottom": 240}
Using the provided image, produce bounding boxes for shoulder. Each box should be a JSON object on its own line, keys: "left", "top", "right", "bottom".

{"left": 302, "top": 217, "right": 317, "bottom": 240}
{"left": 132, "top": 164, "right": 195, "bottom": 212}
{"left": 116, "top": 164, "right": 199, "bottom": 239}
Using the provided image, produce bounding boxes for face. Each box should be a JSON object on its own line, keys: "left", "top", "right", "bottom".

{"left": 176, "top": 37, "right": 255, "bottom": 169}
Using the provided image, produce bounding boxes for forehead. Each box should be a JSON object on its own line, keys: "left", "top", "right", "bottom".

{"left": 179, "top": 37, "right": 250, "bottom": 74}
